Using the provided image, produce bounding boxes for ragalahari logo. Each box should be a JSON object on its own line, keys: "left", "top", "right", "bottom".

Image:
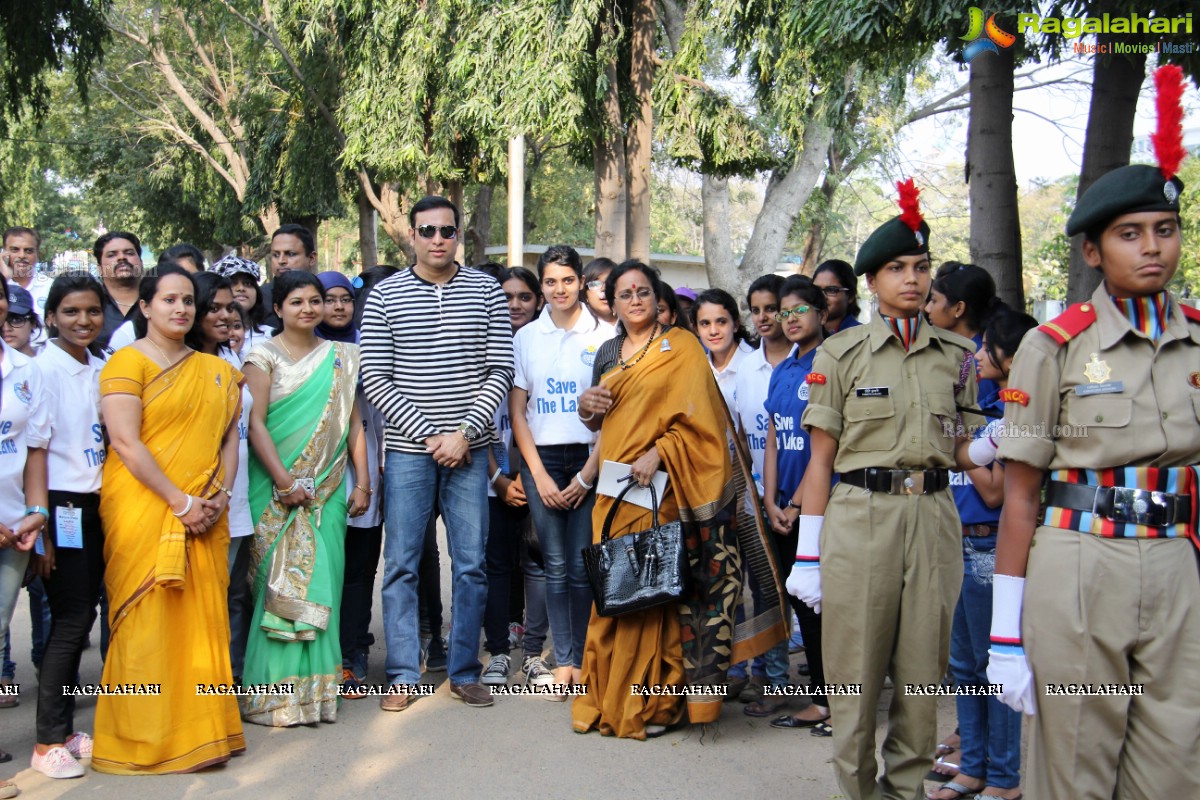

{"left": 961, "top": 7, "right": 1017, "bottom": 61}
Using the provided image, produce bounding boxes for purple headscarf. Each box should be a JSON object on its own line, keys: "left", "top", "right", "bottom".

{"left": 315, "top": 271, "right": 357, "bottom": 343}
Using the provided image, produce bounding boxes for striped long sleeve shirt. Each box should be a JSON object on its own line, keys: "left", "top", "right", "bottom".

{"left": 360, "top": 266, "right": 515, "bottom": 454}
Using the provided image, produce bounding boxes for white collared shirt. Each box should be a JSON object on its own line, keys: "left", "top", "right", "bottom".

{"left": 731, "top": 342, "right": 777, "bottom": 498}
{"left": 512, "top": 306, "right": 615, "bottom": 445}
{"left": 0, "top": 340, "right": 50, "bottom": 527}
{"left": 711, "top": 338, "right": 756, "bottom": 411}
{"left": 37, "top": 341, "right": 105, "bottom": 494}
{"left": 218, "top": 349, "right": 255, "bottom": 538}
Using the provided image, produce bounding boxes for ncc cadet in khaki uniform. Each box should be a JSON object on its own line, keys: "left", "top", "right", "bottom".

{"left": 786, "top": 180, "right": 980, "bottom": 800}
{"left": 988, "top": 65, "right": 1200, "bottom": 800}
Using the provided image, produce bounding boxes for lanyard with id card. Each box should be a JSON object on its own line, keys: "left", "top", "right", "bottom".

{"left": 55, "top": 504, "right": 84, "bottom": 549}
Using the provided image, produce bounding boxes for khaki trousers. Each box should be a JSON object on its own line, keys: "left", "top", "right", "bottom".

{"left": 1025, "top": 527, "right": 1200, "bottom": 800}
{"left": 822, "top": 484, "right": 963, "bottom": 800}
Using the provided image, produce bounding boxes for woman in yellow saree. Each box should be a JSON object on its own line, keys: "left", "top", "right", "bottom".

{"left": 573, "top": 261, "right": 787, "bottom": 739}
{"left": 94, "top": 267, "right": 245, "bottom": 774}
{"left": 240, "top": 271, "right": 368, "bottom": 726}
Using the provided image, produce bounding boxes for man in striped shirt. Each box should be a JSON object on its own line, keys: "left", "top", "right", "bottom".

{"left": 361, "top": 195, "right": 515, "bottom": 710}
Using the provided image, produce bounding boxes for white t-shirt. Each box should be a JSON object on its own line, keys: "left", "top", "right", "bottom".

{"left": 107, "top": 320, "right": 137, "bottom": 352}
{"left": 221, "top": 350, "right": 254, "bottom": 538}
{"left": 15, "top": 274, "right": 52, "bottom": 348}
{"left": 712, "top": 339, "right": 755, "bottom": 412}
{"left": 0, "top": 341, "right": 50, "bottom": 528}
{"left": 241, "top": 325, "right": 272, "bottom": 359}
{"left": 37, "top": 342, "right": 105, "bottom": 494}
{"left": 512, "top": 306, "right": 614, "bottom": 446}
{"left": 346, "top": 389, "right": 384, "bottom": 529}
{"left": 731, "top": 343, "right": 775, "bottom": 501}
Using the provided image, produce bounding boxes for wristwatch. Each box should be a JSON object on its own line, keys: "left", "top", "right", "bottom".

{"left": 786, "top": 500, "right": 802, "bottom": 511}
{"left": 458, "top": 422, "right": 482, "bottom": 442}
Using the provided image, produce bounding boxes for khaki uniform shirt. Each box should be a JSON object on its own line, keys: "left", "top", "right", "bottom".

{"left": 802, "top": 314, "right": 978, "bottom": 472}
{"left": 997, "top": 283, "right": 1200, "bottom": 471}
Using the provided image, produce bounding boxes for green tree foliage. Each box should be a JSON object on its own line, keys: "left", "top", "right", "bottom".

{"left": 0, "top": 0, "right": 108, "bottom": 122}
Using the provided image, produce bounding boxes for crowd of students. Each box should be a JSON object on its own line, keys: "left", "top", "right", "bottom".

{"left": 1, "top": 73, "right": 1198, "bottom": 798}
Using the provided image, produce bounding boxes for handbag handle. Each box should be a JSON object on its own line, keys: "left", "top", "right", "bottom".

{"left": 599, "top": 478, "right": 661, "bottom": 543}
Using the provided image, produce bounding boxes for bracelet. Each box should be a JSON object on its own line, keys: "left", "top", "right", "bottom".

{"left": 354, "top": 484, "right": 373, "bottom": 495}
{"left": 172, "top": 495, "right": 194, "bottom": 518}
{"left": 490, "top": 468, "right": 503, "bottom": 486}
{"left": 575, "top": 473, "right": 594, "bottom": 491}
{"left": 25, "top": 506, "right": 49, "bottom": 519}
{"left": 578, "top": 408, "right": 596, "bottom": 422}
{"left": 273, "top": 480, "right": 300, "bottom": 500}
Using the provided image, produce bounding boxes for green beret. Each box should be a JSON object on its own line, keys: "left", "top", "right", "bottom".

{"left": 1066, "top": 164, "right": 1184, "bottom": 237}
{"left": 853, "top": 216, "right": 932, "bottom": 276}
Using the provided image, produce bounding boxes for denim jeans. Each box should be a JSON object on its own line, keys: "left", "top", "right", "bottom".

{"left": 949, "top": 534, "right": 1021, "bottom": 788}
{"left": 519, "top": 532, "right": 548, "bottom": 660}
{"left": 519, "top": 444, "right": 594, "bottom": 670}
{"left": 227, "top": 536, "right": 253, "bottom": 678}
{"left": 382, "top": 450, "right": 488, "bottom": 686}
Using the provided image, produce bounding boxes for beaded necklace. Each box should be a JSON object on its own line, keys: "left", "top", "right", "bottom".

{"left": 618, "top": 322, "right": 661, "bottom": 370}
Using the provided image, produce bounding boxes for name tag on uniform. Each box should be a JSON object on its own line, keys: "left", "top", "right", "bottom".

{"left": 55, "top": 505, "right": 84, "bottom": 549}
{"left": 855, "top": 387, "right": 890, "bottom": 398}
{"left": 1074, "top": 381, "right": 1124, "bottom": 397}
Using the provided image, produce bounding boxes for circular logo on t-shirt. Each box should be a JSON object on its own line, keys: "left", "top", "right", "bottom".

{"left": 581, "top": 345, "right": 598, "bottom": 367}
{"left": 797, "top": 382, "right": 810, "bottom": 401}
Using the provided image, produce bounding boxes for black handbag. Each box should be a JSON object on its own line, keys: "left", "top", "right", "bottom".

{"left": 581, "top": 480, "right": 689, "bottom": 617}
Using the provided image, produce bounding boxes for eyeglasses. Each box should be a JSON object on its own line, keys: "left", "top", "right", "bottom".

{"left": 774, "top": 306, "right": 813, "bottom": 322}
{"left": 324, "top": 296, "right": 353, "bottom": 306}
{"left": 3, "top": 315, "right": 31, "bottom": 328}
{"left": 416, "top": 224, "right": 459, "bottom": 240}
{"left": 586, "top": 280, "right": 604, "bottom": 292}
{"left": 820, "top": 286, "right": 850, "bottom": 297}
{"left": 615, "top": 288, "right": 654, "bottom": 303}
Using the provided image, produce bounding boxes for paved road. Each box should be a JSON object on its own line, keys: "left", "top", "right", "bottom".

{"left": 0, "top": 531, "right": 1023, "bottom": 799}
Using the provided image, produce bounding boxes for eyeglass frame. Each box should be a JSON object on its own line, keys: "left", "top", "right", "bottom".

{"left": 774, "top": 306, "right": 813, "bottom": 322}
{"left": 614, "top": 288, "right": 655, "bottom": 303}
{"left": 415, "top": 224, "right": 459, "bottom": 240}
{"left": 3, "top": 314, "right": 33, "bottom": 328}
{"left": 820, "top": 286, "right": 851, "bottom": 297}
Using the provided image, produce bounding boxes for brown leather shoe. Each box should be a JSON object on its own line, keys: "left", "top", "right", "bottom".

{"left": 450, "top": 682, "right": 494, "bottom": 707}
{"left": 380, "top": 686, "right": 413, "bottom": 712}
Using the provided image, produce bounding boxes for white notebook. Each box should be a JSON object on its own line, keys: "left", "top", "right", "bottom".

{"left": 596, "top": 459, "right": 670, "bottom": 510}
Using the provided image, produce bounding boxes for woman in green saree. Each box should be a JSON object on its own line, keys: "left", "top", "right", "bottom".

{"left": 241, "top": 271, "right": 370, "bottom": 726}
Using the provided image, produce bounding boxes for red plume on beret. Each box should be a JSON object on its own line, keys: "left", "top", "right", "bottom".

{"left": 1151, "top": 64, "right": 1186, "bottom": 181}
{"left": 896, "top": 178, "right": 923, "bottom": 233}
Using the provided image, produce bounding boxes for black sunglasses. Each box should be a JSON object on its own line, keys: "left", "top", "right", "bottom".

{"left": 416, "top": 224, "right": 459, "bottom": 240}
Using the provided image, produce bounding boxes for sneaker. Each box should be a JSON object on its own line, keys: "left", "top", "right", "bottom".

{"left": 481, "top": 654, "right": 510, "bottom": 686}
{"left": 31, "top": 746, "right": 85, "bottom": 779}
{"left": 522, "top": 655, "right": 554, "bottom": 687}
{"left": 449, "top": 682, "right": 494, "bottom": 707}
{"left": 508, "top": 622, "right": 525, "bottom": 650}
{"left": 426, "top": 637, "right": 448, "bottom": 673}
{"left": 64, "top": 732, "right": 92, "bottom": 760}
{"left": 342, "top": 668, "right": 367, "bottom": 699}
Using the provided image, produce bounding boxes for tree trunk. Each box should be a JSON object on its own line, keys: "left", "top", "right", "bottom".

{"left": 625, "top": 0, "right": 655, "bottom": 263}
{"left": 594, "top": 60, "right": 628, "bottom": 261}
{"left": 967, "top": 45, "right": 1024, "bottom": 310}
{"left": 702, "top": 175, "right": 738, "bottom": 292}
{"left": 377, "top": 182, "right": 414, "bottom": 265}
{"left": 738, "top": 122, "right": 832, "bottom": 297}
{"left": 466, "top": 183, "right": 494, "bottom": 266}
{"left": 258, "top": 205, "right": 281, "bottom": 239}
{"left": 1067, "top": 39, "right": 1146, "bottom": 302}
{"left": 356, "top": 189, "right": 378, "bottom": 270}
{"left": 799, "top": 173, "right": 839, "bottom": 273}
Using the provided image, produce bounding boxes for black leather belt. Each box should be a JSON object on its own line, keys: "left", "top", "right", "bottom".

{"left": 1045, "top": 480, "right": 1191, "bottom": 527}
{"left": 840, "top": 468, "right": 950, "bottom": 495}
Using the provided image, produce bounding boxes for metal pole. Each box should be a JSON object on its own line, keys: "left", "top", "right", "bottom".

{"left": 507, "top": 136, "right": 525, "bottom": 267}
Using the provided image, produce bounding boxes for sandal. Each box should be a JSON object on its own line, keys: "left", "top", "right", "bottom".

{"left": 810, "top": 720, "right": 833, "bottom": 737}
{"left": 925, "top": 780, "right": 982, "bottom": 800}
{"left": 925, "top": 756, "right": 960, "bottom": 782}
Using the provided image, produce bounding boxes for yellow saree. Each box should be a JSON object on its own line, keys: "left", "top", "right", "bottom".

{"left": 572, "top": 328, "right": 786, "bottom": 739}
{"left": 93, "top": 349, "right": 246, "bottom": 774}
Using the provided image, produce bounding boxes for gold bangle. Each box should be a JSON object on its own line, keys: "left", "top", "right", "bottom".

{"left": 355, "top": 484, "right": 372, "bottom": 495}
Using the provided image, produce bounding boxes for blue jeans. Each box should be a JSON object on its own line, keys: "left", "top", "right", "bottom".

{"left": 0, "top": 547, "right": 31, "bottom": 667}
{"left": 3, "top": 579, "right": 53, "bottom": 677}
{"left": 382, "top": 450, "right": 488, "bottom": 686}
{"left": 519, "top": 444, "right": 594, "bottom": 670}
{"left": 520, "top": 532, "right": 548, "bottom": 659}
{"left": 949, "top": 534, "right": 1021, "bottom": 789}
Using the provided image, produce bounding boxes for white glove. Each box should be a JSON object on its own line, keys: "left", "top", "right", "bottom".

{"left": 986, "top": 574, "right": 1037, "bottom": 716}
{"left": 967, "top": 419, "right": 1004, "bottom": 467}
{"left": 785, "top": 515, "right": 823, "bottom": 613}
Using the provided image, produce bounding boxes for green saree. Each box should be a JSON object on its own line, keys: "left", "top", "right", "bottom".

{"left": 241, "top": 340, "right": 359, "bottom": 726}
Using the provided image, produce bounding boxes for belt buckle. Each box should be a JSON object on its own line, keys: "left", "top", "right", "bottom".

{"left": 1106, "top": 487, "right": 1168, "bottom": 526}
{"left": 891, "top": 470, "right": 924, "bottom": 495}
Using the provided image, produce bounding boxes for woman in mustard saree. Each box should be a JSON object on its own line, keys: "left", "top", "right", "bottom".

{"left": 95, "top": 267, "right": 245, "bottom": 774}
{"left": 573, "top": 261, "right": 786, "bottom": 739}
{"left": 241, "top": 271, "right": 368, "bottom": 726}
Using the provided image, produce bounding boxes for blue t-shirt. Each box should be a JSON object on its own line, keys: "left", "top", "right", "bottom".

{"left": 949, "top": 394, "right": 1005, "bottom": 526}
{"left": 764, "top": 345, "right": 819, "bottom": 502}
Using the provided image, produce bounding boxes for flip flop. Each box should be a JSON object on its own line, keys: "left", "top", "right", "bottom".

{"left": 925, "top": 757, "right": 960, "bottom": 782}
{"left": 925, "top": 780, "right": 981, "bottom": 800}
{"left": 810, "top": 720, "right": 833, "bottom": 737}
{"left": 769, "top": 713, "right": 829, "bottom": 729}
